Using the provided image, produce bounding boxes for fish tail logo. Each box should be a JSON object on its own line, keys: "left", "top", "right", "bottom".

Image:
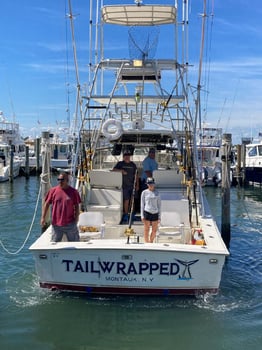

{"left": 175, "top": 259, "right": 199, "bottom": 280}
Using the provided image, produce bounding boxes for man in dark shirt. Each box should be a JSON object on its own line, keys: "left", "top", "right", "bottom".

{"left": 112, "top": 152, "right": 139, "bottom": 222}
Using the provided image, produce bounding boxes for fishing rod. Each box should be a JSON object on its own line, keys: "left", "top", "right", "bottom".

{"left": 125, "top": 169, "right": 139, "bottom": 243}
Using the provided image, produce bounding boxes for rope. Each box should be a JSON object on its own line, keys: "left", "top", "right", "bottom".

{"left": 0, "top": 182, "right": 42, "bottom": 255}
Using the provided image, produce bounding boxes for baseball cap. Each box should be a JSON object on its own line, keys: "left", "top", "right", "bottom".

{"left": 146, "top": 177, "right": 155, "bottom": 184}
{"left": 149, "top": 148, "right": 155, "bottom": 153}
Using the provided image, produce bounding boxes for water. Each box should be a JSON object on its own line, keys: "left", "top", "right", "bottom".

{"left": 0, "top": 177, "right": 261, "bottom": 350}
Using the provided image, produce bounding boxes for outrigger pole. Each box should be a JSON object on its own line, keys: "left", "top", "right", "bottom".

{"left": 193, "top": 0, "right": 208, "bottom": 217}
{"left": 67, "top": 0, "right": 85, "bottom": 179}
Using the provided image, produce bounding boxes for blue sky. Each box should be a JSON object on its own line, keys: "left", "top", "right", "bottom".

{"left": 0, "top": 0, "right": 261, "bottom": 143}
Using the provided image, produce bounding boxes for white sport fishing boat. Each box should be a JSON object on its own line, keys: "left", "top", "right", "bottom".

{"left": 0, "top": 143, "right": 23, "bottom": 182}
{"left": 24, "top": 135, "right": 74, "bottom": 171}
{"left": 0, "top": 112, "right": 24, "bottom": 182}
{"left": 30, "top": 0, "right": 229, "bottom": 295}
{"left": 245, "top": 136, "right": 262, "bottom": 185}
{"left": 196, "top": 126, "right": 223, "bottom": 186}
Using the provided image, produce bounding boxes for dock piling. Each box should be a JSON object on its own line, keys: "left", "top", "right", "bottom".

{"left": 9, "top": 149, "right": 14, "bottom": 182}
{"left": 221, "top": 133, "right": 231, "bottom": 248}
{"left": 25, "top": 146, "right": 30, "bottom": 179}
{"left": 36, "top": 138, "right": 41, "bottom": 174}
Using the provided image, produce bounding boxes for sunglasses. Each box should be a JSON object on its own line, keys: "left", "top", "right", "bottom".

{"left": 57, "top": 178, "right": 65, "bottom": 182}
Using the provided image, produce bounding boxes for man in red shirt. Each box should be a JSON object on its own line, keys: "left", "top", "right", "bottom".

{"left": 41, "top": 172, "right": 81, "bottom": 242}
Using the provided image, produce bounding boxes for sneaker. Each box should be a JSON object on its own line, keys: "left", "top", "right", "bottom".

{"left": 131, "top": 213, "right": 136, "bottom": 221}
{"left": 122, "top": 214, "right": 129, "bottom": 223}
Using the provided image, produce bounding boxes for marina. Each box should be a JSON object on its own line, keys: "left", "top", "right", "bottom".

{"left": 0, "top": 0, "right": 261, "bottom": 349}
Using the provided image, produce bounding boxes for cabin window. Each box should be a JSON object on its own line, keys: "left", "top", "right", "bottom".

{"left": 19, "top": 145, "right": 25, "bottom": 152}
{"left": 59, "top": 145, "right": 68, "bottom": 153}
{"left": 258, "top": 145, "right": 262, "bottom": 156}
{"left": 248, "top": 147, "right": 257, "bottom": 157}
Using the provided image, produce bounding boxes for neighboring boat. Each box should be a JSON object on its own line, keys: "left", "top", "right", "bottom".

{"left": 22, "top": 132, "right": 75, "bottom": 172}
{"left": 0, "top": 112, "right": 25, "bottom": 153}
{"left": 30, "top": 0, "right": 229, "bottom": 295}
{"left": 0, "top": 112, "right": 24, "bottom": 182}
{"left": 196, "top": 126, "right": 223, "bottom": 186}
{"left": 0, "top": 143, "right": 23, "bottom": 182}
{"left": 245, "top": 136, "right": 262, "bottom": 185}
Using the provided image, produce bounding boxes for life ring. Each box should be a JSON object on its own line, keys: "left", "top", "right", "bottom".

{"left": 102, "top": 119, "right": 123, "bottom": 141}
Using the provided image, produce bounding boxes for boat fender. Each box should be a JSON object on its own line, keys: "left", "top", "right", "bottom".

{"left": 102, "top": 119, "right": 123, "bottom": 141}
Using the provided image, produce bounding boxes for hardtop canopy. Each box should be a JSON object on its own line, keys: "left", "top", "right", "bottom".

{"left": 102, "top": 5, "right": 176, "bottom": 26}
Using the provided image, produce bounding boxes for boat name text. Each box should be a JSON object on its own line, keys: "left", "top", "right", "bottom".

{"left": 61, "top": 260, "right": 181, "bottom": 276}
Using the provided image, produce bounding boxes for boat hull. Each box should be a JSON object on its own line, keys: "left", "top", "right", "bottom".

{"left": 0, "top": 160, "right": 22, "bottom": 182}
{"left": 245, "top": 166, "right": 262, "bottom": 185}
{"left": 31, "top": 243, "right": 226, "bottom": 295}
